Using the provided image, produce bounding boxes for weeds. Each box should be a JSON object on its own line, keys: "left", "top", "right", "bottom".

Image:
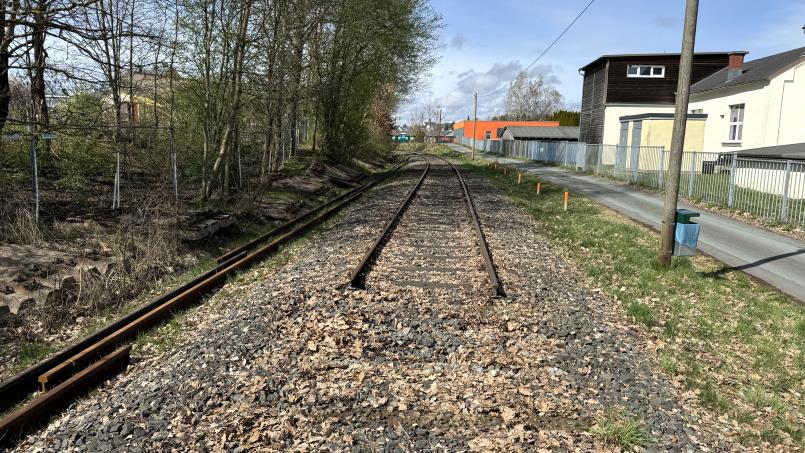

{"left": 438, "top": 146, "right": 805, "bottom": 448}
{"left": 590, "top": 406, "right": 651, "bottom": 449}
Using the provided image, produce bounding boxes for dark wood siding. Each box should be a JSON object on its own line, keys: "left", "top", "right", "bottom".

{"left": 605, "top": 54, "right": 729, "bottom": 104}
{"left": 579, "top": 62, "right": 607, "bottom": 144}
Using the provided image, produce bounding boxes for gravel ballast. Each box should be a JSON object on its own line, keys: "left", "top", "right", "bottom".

{"left": 11, "top": 158, "right": 716, "bottom": 452}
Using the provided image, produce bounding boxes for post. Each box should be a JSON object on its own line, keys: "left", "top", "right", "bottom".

{"left": 471, "top": 93, "right": 477, "bottom": 160}
{"left": 170, "top": 126, "right": 178, "bottom": 201}
{"left": 437, "top": 109, "right": 442, "bottom": 146}
{"left": 29, "top": 136, "right": 39, "bottom": 223}
{"left": 688, "top": 152, "right": 696, "bottom": 197}
{"left": 727, "top": 153, "right": 737, "bottom": 207}
{"left": 659, "top": 148, "right": 666, "bottom": 188}
{"left": 780, "top": 160, "right": 793, "bottom": 222}
{"left": 659, "top": 0, "right": 699, "bottom": 267}
{"left": 563, "top": 191, "right": 569, "bottom": 211}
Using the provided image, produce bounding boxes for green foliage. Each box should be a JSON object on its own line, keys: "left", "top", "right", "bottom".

{"left": 590, "top": 406, "right": 652, "bottom": 448}
{"left": 549, "top": 110, "right": 580, "bottom": 126}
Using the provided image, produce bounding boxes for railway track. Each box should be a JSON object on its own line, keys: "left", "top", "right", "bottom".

{"left": 0, "top": 158, "right": 411, "bottom": 447}
{"left": 349, "top": 155, "right": 504, "bottom": 297}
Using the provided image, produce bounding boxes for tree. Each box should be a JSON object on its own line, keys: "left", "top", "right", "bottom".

{"left": 504, "top": 71, "right": 563, "bottom": 121}
{"left": 549, "top": 110, "right": 580, "bottom": 126}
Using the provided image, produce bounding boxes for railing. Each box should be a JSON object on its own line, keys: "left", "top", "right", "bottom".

{"left": 454, "top": 135, "right": 805, "bottom": 225}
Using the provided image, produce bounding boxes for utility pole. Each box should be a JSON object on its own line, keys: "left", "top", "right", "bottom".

{"left": 437, "top": 108, "right": 442, "bottom": 147}
{"left": 659, "top": 0, "right": 699, "bottom": 267}
{"left": 471, "top": 92, "right": 478, "bottom": 160}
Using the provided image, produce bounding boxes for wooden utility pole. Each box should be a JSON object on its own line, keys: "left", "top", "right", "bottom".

{"left": 471, "top": 92, "right": 478, "bottom": 160}
{"left": 437, "top": 108, "right": 442, "bottom": 146}
{"left": 659, "top": 0, "right": 699, "bottom": 266}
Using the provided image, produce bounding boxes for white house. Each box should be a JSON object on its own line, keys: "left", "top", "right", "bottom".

{"left": 689, "top": 47, "right": 805, "bottom": 152}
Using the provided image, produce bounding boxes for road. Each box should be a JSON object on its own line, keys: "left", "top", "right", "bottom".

{"left": 449, "top": 144, "right": 805, "bottom": 303}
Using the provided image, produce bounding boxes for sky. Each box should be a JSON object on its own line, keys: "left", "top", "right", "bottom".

{"left": 398, "top": 0, "right": 805, "bottom": 124}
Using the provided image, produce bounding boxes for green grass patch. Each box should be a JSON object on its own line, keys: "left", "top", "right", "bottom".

{"left": 590, "top": 406, "right": 652, "bottom": 449}
{"left": 437, "top": 145, "right": 805, "bottom": 448}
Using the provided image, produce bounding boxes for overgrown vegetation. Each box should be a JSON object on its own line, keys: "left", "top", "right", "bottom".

{"left": 590, "top": 406, "right": 652, "bottom": 449}
{"left": 438, "top": 146, "right": 805, "bottom": 449}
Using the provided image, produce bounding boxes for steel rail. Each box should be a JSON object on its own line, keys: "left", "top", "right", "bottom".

{"left": 0, "top": 346, "right": 132, "bottom": 448}
{"left": 349, "top": 160, "right": 431, "bottom": 289}
{"left": 216, "top": 158, "right": 411, "bottom": 263}
{"left": 0, "top": 159, "right": 413, "bottom": 445}
{"left": 429, "top": 155, "right": 505, "bottom": 297}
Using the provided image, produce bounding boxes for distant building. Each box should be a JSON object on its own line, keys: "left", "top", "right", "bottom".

{"left": 578, "top": 51, "right": 741, "bottom": 145}
{"left": 500, "top": 125, "right": 579, "bottom": 142}
{"left": 453, "top": 120, "right": 560, "bottom": 141}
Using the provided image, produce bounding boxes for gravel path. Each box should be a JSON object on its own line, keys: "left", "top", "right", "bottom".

{"left": 11, "top": 157, "right": 715, "bottom": 452}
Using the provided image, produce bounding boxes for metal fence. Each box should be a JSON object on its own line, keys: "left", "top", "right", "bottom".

{"left": 456, "top": 135, "right": 805, "bottom": 225}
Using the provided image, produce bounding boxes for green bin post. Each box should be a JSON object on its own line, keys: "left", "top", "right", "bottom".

{"left": 674, "top": 209, "right": 700, "bottom": 256}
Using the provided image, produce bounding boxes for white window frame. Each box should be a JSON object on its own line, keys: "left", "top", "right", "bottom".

{"left": 627, "top": 65, "right": 666, "bottom": 78}
{"left": 484, "top": 130, "right": 492, "bottom": 140}
{"left": 727, "top": 104, "right": 744, "bottom": 142}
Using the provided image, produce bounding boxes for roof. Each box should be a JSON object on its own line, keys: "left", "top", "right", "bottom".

{"left": 579, "top": 51, "right": 744, "bottom": 72}
{"left": 691, "top": 47, "right": 805, "bottom": 94}
{"left": 503, "top": 126, "right": 580, "bottom": 140}
{"left": 734, "top": 143, "right": 805, "bottom": 160}
{"left": 619, "top": 113, "right": 708, "bottom": 122}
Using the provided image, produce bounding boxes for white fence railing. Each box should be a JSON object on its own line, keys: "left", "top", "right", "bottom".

{"left": 455, "top": 136, "right": 805, "bottom": 225}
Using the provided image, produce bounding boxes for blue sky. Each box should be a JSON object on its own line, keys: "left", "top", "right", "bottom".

{"left": 401, "top": 0, "right": 805, "bottom": 124}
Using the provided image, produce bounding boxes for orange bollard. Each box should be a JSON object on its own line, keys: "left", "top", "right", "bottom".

{"left": 563, "top": 191, "right": 569, "bottom": 211}
{"left": 537, "top": 182, "right": 541, "bottom": 194}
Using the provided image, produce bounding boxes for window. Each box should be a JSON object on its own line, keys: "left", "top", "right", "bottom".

{"left": 728, "top": 104, "right": 744, "bottom": 141}
{"left": 627, "top": 65, "right": 665, "bottom": 78}
{"left": 484, "top": 130, "right": 491, "bottom": 140}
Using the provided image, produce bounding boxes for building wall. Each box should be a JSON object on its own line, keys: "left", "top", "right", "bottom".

{"left": 579, "top": 62, "right": 607, "bottom": 144}
{"left": 604, "top": 54, "right": 731, "bottom": 104}
{"left": 638, "top": 118, "right": 706, "bottom": 151}
{"left": 690, "top": 60, "right": 805, "bottom": 151}
{"left": 452, "top": 120, "right": 560, "bottom": 140}
{"left": 602, "top": 104, "right": 675, "bottom": 145}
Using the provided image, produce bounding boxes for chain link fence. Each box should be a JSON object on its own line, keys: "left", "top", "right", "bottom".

{"left": 1, "top": 122, "right": 302, "bottom": 226}
{"left": 457, "top": 135, "right": 805, "bottom": 226}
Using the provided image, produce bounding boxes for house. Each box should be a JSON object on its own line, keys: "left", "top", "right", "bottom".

{"left": 453, "top": 120, "right": 560, "bottom": 141}
{"left": 689, "top": 47, "right": 805, "bottom": 152}
{"left": 579, "top": 51, "right": 741, "bottom": 145}
{"left": 500, "top": 125, "right": 579, "bottom": 141}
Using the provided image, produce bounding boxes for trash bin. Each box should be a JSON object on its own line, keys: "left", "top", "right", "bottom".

{"left": 674, "top": 209, "right": 700, "bottom": 257}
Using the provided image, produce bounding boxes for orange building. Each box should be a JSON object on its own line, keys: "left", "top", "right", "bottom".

{"left": 453, "top": 120, "right": 560, "bottom": 140}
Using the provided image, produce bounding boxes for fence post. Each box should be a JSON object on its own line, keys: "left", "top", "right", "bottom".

{"left": 658, "top": 148, "right": 665, "bottom": 189}
{"left": 170, "top": 126, "right": 178, "bottom": 201}
{"left": 727, "top": 153, "right": 737, "bottom": 207}
{"left": 632, "top": 147, "right": 639, "bottom": 182}
{"left": 688, "top": 152, "right": 695, "bottom": 197}
{"left": 29, "top": 135, "right": 39, "bottom": 223}
{"left": 780, "top": 160, "right": 793, "bottom": 222}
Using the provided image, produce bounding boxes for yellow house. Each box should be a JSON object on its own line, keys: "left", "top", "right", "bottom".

{"left": 618, "top": 113, "right": 707, "bottom": 151}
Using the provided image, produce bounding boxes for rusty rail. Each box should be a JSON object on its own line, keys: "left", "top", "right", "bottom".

{"left": 0, "top": 346, "right": 131, "bottom": 448}
{"left": 0, "top": 159, "right": 412, "bottom": 446}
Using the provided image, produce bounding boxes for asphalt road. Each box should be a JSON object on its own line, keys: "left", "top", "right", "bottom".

{"left": 449, "top": 144, "right": 805, "bottom": 302}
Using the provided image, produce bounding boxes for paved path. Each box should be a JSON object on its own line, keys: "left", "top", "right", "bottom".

{"left": 449, "top": 144, "right": 805, "bottom": 303}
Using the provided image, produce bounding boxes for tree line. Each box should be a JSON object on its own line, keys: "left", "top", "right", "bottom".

{"left": 0, "top": 0, "right": 439, "bottom": 199}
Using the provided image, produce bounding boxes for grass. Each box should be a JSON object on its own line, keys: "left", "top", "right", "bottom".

{"left": 590, "top": 406, "right": 652, "bottom": 449}
{"left": 436, "top": 146, "right": 805, "bottom": 448}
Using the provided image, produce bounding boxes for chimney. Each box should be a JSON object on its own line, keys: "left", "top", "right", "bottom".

{"left": 726, "top": 52, "right": 746, "bottom": 82}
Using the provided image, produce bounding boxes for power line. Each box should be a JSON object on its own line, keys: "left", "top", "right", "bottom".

{"left": 479, "top": 0, "right": 597, "bottom": 99}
